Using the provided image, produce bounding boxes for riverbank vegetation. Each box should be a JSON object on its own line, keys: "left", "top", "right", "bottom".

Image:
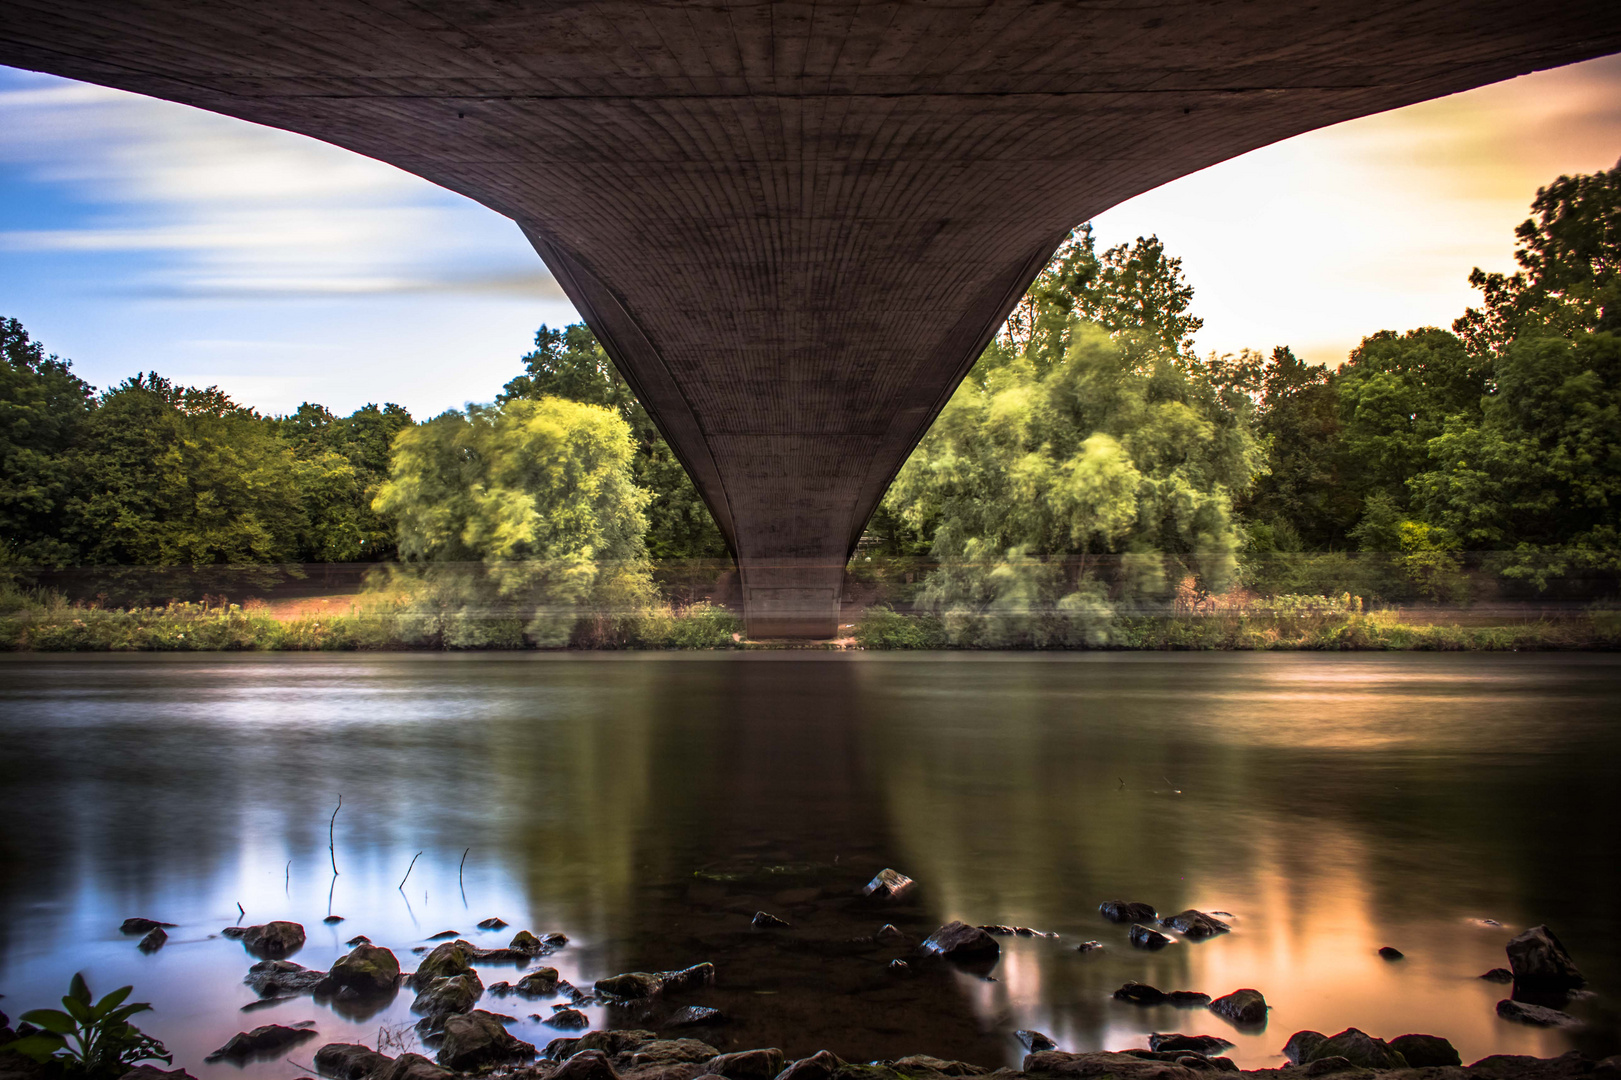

{"left": 2, "top": 160, "right": 1618, "bottom": 648}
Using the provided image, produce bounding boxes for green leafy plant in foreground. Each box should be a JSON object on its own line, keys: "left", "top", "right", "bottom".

{"left": 3, "top": 973, "right": 171, "bottom": 1078}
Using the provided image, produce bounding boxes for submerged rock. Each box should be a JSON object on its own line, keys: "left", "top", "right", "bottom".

{"left": 1159, "top": 910, "right": 1230, "bottom": 939}
{"left": 1208, "top": 989, "right": 1268, "bottom": 1028}
{"left": 752, "top": 911, "right": 790, "bottom": 929}
{"left": 1149, "top": 1034, "right": 1232, "bottom": 1055}
{"left": 920, "top": 921, "right": 1000, "bottom": 962}
{"left": 137, "top": 928, "right": 167, "bottom": 953}
{"left": 1113, "top": 982, "right": 1167, "bottom": 1005}
{"left": 239, "top": 922, "right": 306, "bottom": 959}
{"left": 509, "top": 930, "right": 543, "bottom": 954}
{"left": 1496, "top": 999, "right": 1581, "bottom": 1027}
{"left": 120, "top": 918, "right": 175, "bottom": 935}
{"left": 323, "top": 916, "right": 345, "bottom": 925}
{"left": 666, "top": 1006, "right": 726, "bottom": 1028}
{"left": 876, "top": 924, "right": 907, "bottom": 941}
{"left": 1378, "top": 946, "right": 1404, "bottom": 960}
{"left": 595, "top": 962, "right": 713, "bottom": 1000}
{"left": 1388, "top": 1033, "right": 1461, "bottom": 1067}
{"left": 435, "top": 1010, "right": 535, "bottom": 1071}
{"left": 1099, "top": 901, "right": 1158, "bottom": 924}
{"left": 863, "top": 869, "right": 914, "bottom": 899}
{"left": 1506, "top": 925, "right": 1584, "bottom": 987}
{"left": 888, "top": 959, "right": 910, "bottom": 973}
{"left": 426, "top": 930, "right": 461, "bottom": 941}
{"left": 245, "top": 960, "right": 327, "bottom": 996}
{"left": 205, "top": 1023, "right": 317, "bottom": 1061}
{"left": 1165, "top": 991, "right": 1211, "bottom": 1006}
{"left": 696, "top": 1049, "right": 785, "bottom": 1080}
{"left": 477, "top": 918, "right": 509, "bottom": 930}
{"left": 1480, "top": 967, "right": 1515, "bottom": 983}
{"left": 220, "top": 926, "right": 248, "bottom": 939}
{"left": 1128, "top": 924, "right": 1172, "bottom": 950}
{"left": 1016, "top": 1030, "right": 1056, "bottom": 1052}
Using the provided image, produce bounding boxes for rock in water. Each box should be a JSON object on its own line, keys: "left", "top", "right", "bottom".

{"left": 1389, "top": 1034, "right": 1461, "bottom": 1067}
{"left": 378, "top": 1053, "right": 454, "bottom": 1080}
{"left": 320, "top": 944, "right": 400, "bottom": 997}
{"left": 513, "top": 968, "right": 560, "bottom": 997}
{"left": 1159, "top": 910, "right": 1230, "bottom": 939}
{"left": 920, "top": 921, "right": 1000, "bottom": 962}
{"left": 543, "top": 1009, "right": 589, "bottom": 1030}
{"left": 120, "top": 918, "right": 175, "bottom": 935}
{"left": 1496, "top": 999, "right": 1581, "bottom": 1027}
{"left": 544, "top": 932, "right": 569, "bottom": 946}
{"left": 245, "top": 960, "right": 327, "bottom": 996}
{"left": 666, "top": 1006, "right": 726, "bottom": 1027}
{"left": 220, "top": 926, "right": 248, "bottom": 939}
{"left": 1150, "top": 1034, "right": 1233, "bottom": 1055}
{"left": 345, "top": 934, "right": 371, "bottom": 947}
{"left": 1076, "top": 940, "right": 1103, "bottom": 952}
{"left": 1128, "top": 923, "right": 1172, "bottom": 950}
{"left": 621, "top": 1038, "right": 722, "bottom": 1068}
{"left": 1313, "top": 1028, "right": 1406, "bottom": 1069}
{"left": 412, "top": 975, "right": 483, "bottom": 1031}
{"left": 411, "top": 941, "right": 477, "bottom": 988}
{"left": 477, "top": 918, "right": 509, "bottom": 930}
{"left": 552, "top": 1049, "right": 621, "bottom": 1080}
{"left": 696, "top": 1049, "right": 785, "bottom": 1080}
{"left": 323, "top": 916, "right": 345, "bottom": 925}
{"left": 1506, "top": 925, "right": 1584, "bottom": 987}
{"left": 595, "top": 962, "right": 715, "bottom": 1000}
{"left": 1099, "top": 900, "right": 1158, "bottom": 923}
{"left": 435, "top": 1011, "right": 535, "bottom": 1070}
{"left": 863, "top": 868, "right": 914, "bottom": 898}
{"left": 239, "top": 922, "right": 306, "bottom": 959}
{"left": 1378, "top": 946, "right": 1404, "bottom": 960}
{"left": 1112, "top": 982, "right": 1167, "bottom": 1005}
{"left": 205, "top": 1023, "right": 318, "bottom": 1061}
{"left": 1480, "top": 967, "right": 1514, "bottom": 983}
{"left": 776, "top": 1051, "right": 845, "bottom": 1080}
{"left": 314, "top": 1043, "right": 393, "bottom": 1080}
{"left": 1208, "top": 988, "right": 1268, "bottom": 1027}
{"left": 1283, "top": 1031, "right": 1328, "bottom": 1065}
{"left": 1165, "top": 991, "right": 1212, "bottom": 1006}
{"left": 1016, "top": 1030, "right": 1056, "bottom": 1052}
{"left": 137, "top": 928, "right": 167, "bottom": 953}
{"left": 752, "top": 911, "right": 790, "bottom": 929}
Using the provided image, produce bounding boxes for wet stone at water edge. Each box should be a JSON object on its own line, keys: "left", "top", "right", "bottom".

{"left": 863, "top": 868, "right": 914, "bottom": 898}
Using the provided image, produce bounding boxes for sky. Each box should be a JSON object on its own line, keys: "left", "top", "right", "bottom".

{"left": 2, "top": 53, "right": 1619, "bottom": 418}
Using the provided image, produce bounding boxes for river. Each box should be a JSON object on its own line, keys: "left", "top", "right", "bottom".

{"left": 0, "top": 653, "right": 1616, "bottom": 1075}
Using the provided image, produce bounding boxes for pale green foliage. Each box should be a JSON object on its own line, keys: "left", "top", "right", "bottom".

{"left": 372, "top": 396, "right": 655, "bottom": 646}
{"left": 887, "top": 323, "right": 1263, "bottom": 644}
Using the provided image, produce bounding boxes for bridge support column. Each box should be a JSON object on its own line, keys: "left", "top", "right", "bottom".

{"left": 739, "top": 559, "right": 845, "bottom": 639}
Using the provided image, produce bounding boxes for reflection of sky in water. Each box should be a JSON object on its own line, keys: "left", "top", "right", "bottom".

{"left": 0, "top": 653, "right": 1616, "bottom": 1075}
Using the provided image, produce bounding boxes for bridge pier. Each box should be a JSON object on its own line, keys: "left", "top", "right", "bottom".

{"left": 739, "top": 559, "right": 845, "bottom": 640}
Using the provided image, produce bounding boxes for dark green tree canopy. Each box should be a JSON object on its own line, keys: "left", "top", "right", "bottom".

{"left": 0, "top": 318, "right": 94, "bottom": 565}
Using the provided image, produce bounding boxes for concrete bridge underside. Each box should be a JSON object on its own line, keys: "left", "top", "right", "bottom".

{"left": 3, "top": 3, "right": 1618, "bottom": 636}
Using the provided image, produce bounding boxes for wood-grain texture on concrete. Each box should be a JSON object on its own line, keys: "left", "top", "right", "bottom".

{"left": 3, "top": 2, "right": 1619, "bottom": 634}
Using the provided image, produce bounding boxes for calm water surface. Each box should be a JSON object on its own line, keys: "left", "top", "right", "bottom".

{"left": 1, "top": 653, "right": 1617, "bottom": 1074}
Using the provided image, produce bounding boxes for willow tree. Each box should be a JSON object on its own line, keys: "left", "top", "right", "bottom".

{"left": 372, "top": 396, "right": 653, "bottom": 647}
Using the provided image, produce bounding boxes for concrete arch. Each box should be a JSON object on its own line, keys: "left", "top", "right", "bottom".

{"left": 3, "top": 1, "right": 1618, "bottom": 634}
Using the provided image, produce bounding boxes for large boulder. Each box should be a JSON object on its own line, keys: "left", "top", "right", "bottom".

{"left": 696, "top": 1049, "right": 784, "bottom": 1080}
{"left": 412, "top": 941, "right": 477, "bottom": 988}
{"left": 774, "top": 1051, "right": 844, "bottom": 1080}
{"left": 378, "top": 1054, "right": 454, "bottom": 1080}
{"left": 1496, "top": 999, "right": 1580, "bottom": 1027}
{"left": 1159, "top": 911, "right": 1230, "bottom": 939}
{"left": 205, "top": 1023, "right": 318, "bottom": 1062}
{"left": 919, "top": 922, "right": 1000, "bottom": 962}
{"left": 1282, "top": 1031, "right": 1328, "bottom": 1065}
{"left": 239, "top": 922, "right": 306, "bottom": 959}
{"left": 595, "top": 963, "right": 714, "bottom": 1000}
{"left": 320, "top": 945, "right": 401, "bottom": 997}
{"left": 1208, "top": 989, "right": 1267, "bottom": 1028}
{"left": 245, "top": 960, "right": 327, "bottom": 996}
{"left": 862, "top": 869, "right": 914, "bottom": 899}
{"left": 313, "top": 1043, "right": 393, "bottom": 1080}
{"left": 620, "top": 1039, "right": 720, "bottom": 1068}
{"left": 1388, "top": 1034, "right": 1461, "bottom": 1067}
{"left": 1506, "top": 926, "right": 1584, "bottom": 987}
{"left": 1099, "top": 901, "right": 1158, "bottom": 924}
{"left": 436, "top": 1011, "right": 536, "bottom": 1071}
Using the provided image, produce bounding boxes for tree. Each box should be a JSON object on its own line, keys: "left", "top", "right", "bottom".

{"left": 271, "top": 401, "right": 414, "bottom": 561}
{"left": 500, "top": 324, "right": 728, "bottom": 559}
{"left": 1238, "top": 347, "right": 1356, "bottom": 548}
{"left": 1455, "top": 159, "right": 1621, "bottom": 356}
{"left": 0, "top": 318, "right": 94, "bottom": 565}
{"left": 66, "top": 375, "right": 304, "bottom": 567}
{"left": 372, "top": 396, "right": 655, "bottom": 645}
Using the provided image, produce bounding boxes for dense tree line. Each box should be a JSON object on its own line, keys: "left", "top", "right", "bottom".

{"left": 2, "top": 158, "right": 1617, "bottom": 614}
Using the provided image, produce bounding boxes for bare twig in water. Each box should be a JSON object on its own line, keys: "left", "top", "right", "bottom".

{"left": 284, "top": 1056, "right": 318, "bottom": 1075}
{"left": 459, "top": 847, "right": 470, "bottom": 908}
{"left": 374, "top": 1021, "right": 413, "bottom": 1055}
{"left": 399, "top": 851, "right": 423, "bottom": 891}
{"left": 236, "top": 901, "right": 245, "bottom": 920}
{"left": 1117, "top": 777, "right": 1126, "bottom": 790}
{"left": 327, "top": 873, "right": 337, "bottom": 918}
{"left": 284, "top": 860, "right": 291, "bottom": 894}
{"left": 329, "top": 795, "right": 342, "bottom": 876}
